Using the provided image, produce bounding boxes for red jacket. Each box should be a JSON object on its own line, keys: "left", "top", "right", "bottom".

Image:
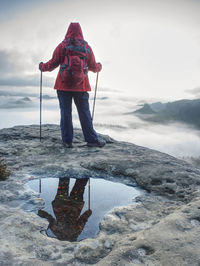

{"left": 40, "top": 23, "right": 102, "bottom": 92}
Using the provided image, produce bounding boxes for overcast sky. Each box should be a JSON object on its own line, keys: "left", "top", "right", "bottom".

{"left": 1, "top": 0, "right": 200, "bottom": 99}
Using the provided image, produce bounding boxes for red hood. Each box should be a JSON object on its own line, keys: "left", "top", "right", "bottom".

{"left": 65, "top": 23, "right": 84, "bottom": 40}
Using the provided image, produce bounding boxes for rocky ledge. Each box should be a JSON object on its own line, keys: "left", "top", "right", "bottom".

{"left": 0, "top": 124, "right": 200, "bottom": 266}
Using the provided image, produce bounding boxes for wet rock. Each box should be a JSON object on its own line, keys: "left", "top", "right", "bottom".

{"left": 0, "top": 124, "right": 200, "bottom": 265}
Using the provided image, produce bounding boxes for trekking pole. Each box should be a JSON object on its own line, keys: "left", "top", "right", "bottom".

{"left": 91, "top": 72, "right": 99, "bottom": 121}
{"left": 40, "top": 70, "right": 42, "bottom": 141}
{"left": 39, "top": 177, "right": 41, "bottom": 193}
{"left": 88, "top": 178, "right": 90, "bottom": 210}
{"left": 88, "top": 72, "right": 99, "bottom": 210}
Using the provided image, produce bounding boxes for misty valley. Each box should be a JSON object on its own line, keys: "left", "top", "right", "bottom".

{"left": 0, "top": 86, "right": 200, "bottom": 168}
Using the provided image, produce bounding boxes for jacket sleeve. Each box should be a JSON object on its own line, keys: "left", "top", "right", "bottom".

{"left": 40, "top": 43, "right": 64, "bottom": 72}
{"left": 38, "top": 209, "right": 55, "bottom": 223}
{"left": 77, "top": 209, "right": 92, "bottom": 228}
{"left": 87, "top": 46, "right": 102, "bottom": 73}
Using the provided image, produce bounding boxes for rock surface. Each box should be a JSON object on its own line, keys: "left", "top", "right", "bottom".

{"left": 0, "top": 124, "right": 200, "bottom": 266}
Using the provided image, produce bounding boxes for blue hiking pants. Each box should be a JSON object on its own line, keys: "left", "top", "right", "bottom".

{"left": 57, "top": 90, "right": 98, "bottom": 144}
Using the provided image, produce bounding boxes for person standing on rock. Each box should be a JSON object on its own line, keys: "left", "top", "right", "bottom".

{"left": 39, "top": 22, "right": 105, "bottom": 148}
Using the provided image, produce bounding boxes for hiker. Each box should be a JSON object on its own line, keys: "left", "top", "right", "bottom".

{"left": 39, "top": 22, "right": 105, "bottom": 148}
{"left": 38, "top": 178, "right": 91, "bottom": 241}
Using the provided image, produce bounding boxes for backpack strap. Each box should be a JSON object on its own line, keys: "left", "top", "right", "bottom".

{"left": 63, "top": 38, "right": 90, "bottom": 56}
{"left": 59, "top": 55, "right": 70, "bottom": 75}
{"left": 60, "top": 39, "right": 90, "bottom": 77}
{"left": 82, "top": 57, "right": 88, "bottom": 74}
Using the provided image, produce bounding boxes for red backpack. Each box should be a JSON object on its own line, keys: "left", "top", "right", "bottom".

{"left": 60, "top": 38, "right": 90, "bottom": 88}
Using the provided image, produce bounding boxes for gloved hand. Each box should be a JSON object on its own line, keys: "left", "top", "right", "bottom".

{"left": 39, "top": 62, "right": 44, "bottom": 71}
{"left": 85, "top": 209, "right": 92, "bottom": 216}
{"left": 97, "top": 62, "right": 102, "bottom": 71}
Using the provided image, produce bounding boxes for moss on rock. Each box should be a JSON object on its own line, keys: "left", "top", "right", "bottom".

{"left": 0, "top": 157, "right": 10, "bottom": 181}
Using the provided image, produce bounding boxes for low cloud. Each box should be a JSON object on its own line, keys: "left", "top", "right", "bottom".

{"left": 0, "top": 50, "right": 24, "bottom": 75}
{"left": 185, "top": 87, "right": 200, "bottom": 98}
{"left": 0, "top": 49, "right": 53, "bottom": 87}
{"left": 0, "top": 75, "right": 53, "bottom": 87}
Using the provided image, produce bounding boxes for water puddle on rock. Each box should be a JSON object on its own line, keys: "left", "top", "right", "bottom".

{"left": 27, "top": 177, "right": 141, "bottom": 242}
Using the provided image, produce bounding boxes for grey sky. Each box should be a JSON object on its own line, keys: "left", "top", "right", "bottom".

{"left": 0, "top": 0, "right": 200, "bottom": 99}
{"left": 0, "top": 0, "right": 55, "bottom": 22}
{"left": 0, "top": 49, "right": 53, "bottom": 86}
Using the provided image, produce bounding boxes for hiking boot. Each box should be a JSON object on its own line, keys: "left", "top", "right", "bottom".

{"left": 87, "top": 140, "right": 106, "bottom": 148}
{"left": 63, "top": 142, "right": 73, "bottom": 148}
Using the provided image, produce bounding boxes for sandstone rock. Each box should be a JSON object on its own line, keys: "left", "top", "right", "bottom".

{"left": 0, "top": 124, "right": 200, "bottom": 265}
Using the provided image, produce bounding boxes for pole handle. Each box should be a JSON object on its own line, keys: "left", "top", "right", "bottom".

{"left": 89, "top": 72, "right": 99, "bottom": 210}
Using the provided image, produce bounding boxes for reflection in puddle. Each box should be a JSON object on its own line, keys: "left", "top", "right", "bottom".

{"left": 28, "top": 177, "right": 141, "bottom": 241}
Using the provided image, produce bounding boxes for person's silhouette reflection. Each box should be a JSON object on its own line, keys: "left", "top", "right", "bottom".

{"left": 38, "top": 178, "right": 92, "bottom": 241}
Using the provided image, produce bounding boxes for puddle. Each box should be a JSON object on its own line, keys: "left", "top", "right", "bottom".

{"left": 27, "top": 177, "right": 141, "bottom": 242}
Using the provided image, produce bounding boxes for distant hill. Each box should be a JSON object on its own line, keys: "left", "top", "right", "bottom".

{"left": 134, "top": 99, "right": 200, "bottom": 128}
{"left": 0, "top": 97, "right": 33, "bottom": 109}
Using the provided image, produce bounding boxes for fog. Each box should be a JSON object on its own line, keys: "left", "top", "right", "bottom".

{"left": 1, "top": 86, "right": 200, "bottom": 161}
